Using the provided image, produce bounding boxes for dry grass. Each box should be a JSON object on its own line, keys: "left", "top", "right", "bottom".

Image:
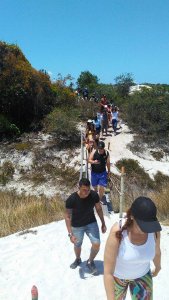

{"left": 0, "top": 191, "right": 65, "bottom": 237}
{"left": 149, "top": 186, "right": 169, "bottom": 223}
{"left": 109, "top": 174, "right": 169, "bottom": 224}
{"left": 21, "top": 163, "right": 79, "bottom": 188}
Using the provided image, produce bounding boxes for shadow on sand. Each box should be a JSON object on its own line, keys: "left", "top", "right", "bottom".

{"left": 79, "top": 260, "right": 104, "bottom": 279}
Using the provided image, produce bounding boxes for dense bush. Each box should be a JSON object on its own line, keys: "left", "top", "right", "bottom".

{"left": 125, "top": 90, "right": 169, "bottom": 139}
{"left": 44, "top": 108, "right": 80, "bottom": 148}
{"left": 0, "top": 42, "right": 55, "bottom": 132}
{"left": 77, "top": 99, "right": 98, "bottom": 120}
{"left": 51, "top": 82, "right": 77, "bottom": 107}
{"left": 0, "top": 114, "right": 20, "bottom": 138}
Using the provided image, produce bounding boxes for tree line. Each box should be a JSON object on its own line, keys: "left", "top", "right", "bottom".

{"left": 0, "top": 41, "right": 169, "bottom": 149}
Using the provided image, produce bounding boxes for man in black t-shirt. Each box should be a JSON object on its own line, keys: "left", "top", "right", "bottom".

{"left": 65, "top": 178, "right": 107, "bottom": 273}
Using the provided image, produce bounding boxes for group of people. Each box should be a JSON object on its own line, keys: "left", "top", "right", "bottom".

{"left": 64, "top": 92, "right": 162, "bottom": 299}
{"left": 65, "top": 178, "right": 161, "bottom": 299}
{"left": 99, "top": 95, "right": 119, "bottom": 135}
{"left": 84, "top": 110, "right": 118, "bottom": 156}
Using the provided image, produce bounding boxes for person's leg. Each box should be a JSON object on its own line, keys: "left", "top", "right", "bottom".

{"left": 98, "top": 171, "right": 108, "bottom": 202}
{"left": 74, "top": 246, "right": 81, "bottom": 259}
{"left": 113, "top": 276, "right": 129, "bottom": 300}
{"left": 112, "top": 119, "right": 115, "bottom": 131}
{"left": 112, "top": 119, "right": 116, "bottom": 132}
{"left": 114, "top": 120, "right": 117, "bottom": 134}
{"left": 70, "top": 226, "right": 85, "bottom": 269}
{"left": 105, "top": 124, "right": 108, "bottom": 135}
{"left": 129, "top": 271, "right": 153, "bottom": 300}
{"left": 98, "top": 185, "right": 105, "bottom": 202}
{"left": 85, "top": 222, "right": 100, "bottom": 262}
{"left": 85, "top": 222, "right": 100, "bottom": 273}
{"left": 91, "top": 172, "right": 99, "bottom": 193}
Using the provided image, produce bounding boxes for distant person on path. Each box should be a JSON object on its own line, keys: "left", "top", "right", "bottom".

{"left": 93, "top": 115, "right": 101, "bottom": 137}
{"left": 111, "top": 106, "right": 119, "bottom": 135}
{"left": 107, "top": 104, "right": 112, "bottom": 126}
{"left": 85, "top": 121, "right": 96, "bottom": 154}
{"left": 82, "top": 87, "right": 89, "bottom": 100}
{"left": 88, "top": 141, "right": 110, "bottom": 202}
{"left": 101, "top": 109, "right": 109, "bottom": 136}
{"left": 65, "top": 178, "right": 107, "bottom": 273}
{"left": 104, "top": 196, "right": 162, "bottom": 300}
{"left": 100, "top": 96, "right": 107, "bottom": 112}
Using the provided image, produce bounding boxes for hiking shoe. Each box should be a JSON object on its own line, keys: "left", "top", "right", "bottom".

{"left": 86, "top": 260, "right": 97, "bottom": 274}
{"left": 70, "top": 258, "right": 82, "bottom": 269}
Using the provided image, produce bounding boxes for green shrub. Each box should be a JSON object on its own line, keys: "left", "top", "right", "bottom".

{"left": 115, "top": 158, "right": 154, "bottom": 189}
{"left": 77, "top": 100, "right": 98, "bottom": 120}
{"left": 44, "top": 108, "right": 80, "bottom": 148}
{"left": 0, "top": 115, "right": 20, "bottom": 138}
{"left": 150, "top": 150, "right": 164, "bottom": 161}
{"left": 125, "top": 92, "right": 169, "bottom": 141}
{"left": 154, "top": 171, "right": 169, "bottom": 190}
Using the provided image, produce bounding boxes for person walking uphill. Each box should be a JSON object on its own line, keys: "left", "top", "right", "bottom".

{"left": 65, "top": 178, "right": 107, "bottom": 273}
{"left": 104, "top": 196, "right": 162, "bottom": 300}
{"left": 88, "top": 141, "right": 110, "bottom": 202}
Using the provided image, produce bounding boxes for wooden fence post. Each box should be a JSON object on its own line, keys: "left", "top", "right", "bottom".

{"left": 119, "top": 166, "right": 125, "bottom": 218}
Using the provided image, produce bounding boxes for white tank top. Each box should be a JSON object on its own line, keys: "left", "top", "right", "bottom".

{"left": 114, "top": 230, "right": 156, "bottom": 280}
{"left": 112, "top": 111, "right": 118, "bottom": 120}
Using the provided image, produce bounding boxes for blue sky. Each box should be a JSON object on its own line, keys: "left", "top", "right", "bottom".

{"left": 0, "top": 0, "right": 169, "bottom": 85}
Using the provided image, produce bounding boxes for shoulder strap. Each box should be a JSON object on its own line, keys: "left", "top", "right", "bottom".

{"left": 119, "top": 219, "right": 122, "bottom": 230}
{"left": 105, "top": 150, "right": 109, "bottom": 160}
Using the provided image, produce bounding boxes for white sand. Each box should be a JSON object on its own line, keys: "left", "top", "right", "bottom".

{"left": 0, "top": 214, "right": 169, "bottom": 300}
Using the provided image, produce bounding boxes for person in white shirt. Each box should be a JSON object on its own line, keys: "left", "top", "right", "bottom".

{"left": 111, "top": 106, "right": 119, "bottom": 135}
{"left": 104, "top": 196, "right": 161, "bottom": 300}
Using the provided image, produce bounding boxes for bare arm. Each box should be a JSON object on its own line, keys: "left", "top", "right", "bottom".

{"left": 64, "top": 208, "right": 72, "bottom": 234}
{"left": 104, "top": 223, "right": 120, "bottom": 300}
{"left": 152, "top": 232, "right": 161, "bottom": 277}
{"left": 95, "top": 202, "right": 106, "bottom": 229}
{"left": 88, "top": 149, "right": 99, "bottom": 164}
{"left": 64, "top": 209, "right": 77, "bottom": 244}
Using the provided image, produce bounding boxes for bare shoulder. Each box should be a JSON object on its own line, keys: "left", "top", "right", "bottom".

{"left": 105, "top": 222, "right": 120, "bottom": 248}
{"left": 108, "top": 222, "right": 120, "bottom": 239}
{"left": 89, "top": 148, "right": 96, "bottom": 159}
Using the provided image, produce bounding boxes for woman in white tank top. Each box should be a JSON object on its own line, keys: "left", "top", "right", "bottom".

{"left": 104, "top": 196, "right": 162, "bottom": 300}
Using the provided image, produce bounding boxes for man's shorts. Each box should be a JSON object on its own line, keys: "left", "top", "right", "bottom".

{"left": 72, "top": 222, "right": 100, "bottom": 248}
{"left": 91, "top": 170, "right": 108, "bottom": 187}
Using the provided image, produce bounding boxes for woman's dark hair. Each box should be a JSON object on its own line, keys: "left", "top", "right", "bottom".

{"left": 79, "top": 178, "right": 90, "bottom": 187}
{"left": 116, "top": 208, "right": 133, "bottom": 240}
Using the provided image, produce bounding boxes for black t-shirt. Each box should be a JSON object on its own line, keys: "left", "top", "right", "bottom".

{"left": 65, "top": 190, "right": 99, "bottom": 227}
{"left": 91, "top": 150, "right": 109, "bottom": 173}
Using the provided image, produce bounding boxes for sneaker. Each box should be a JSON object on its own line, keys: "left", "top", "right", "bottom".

{"left": 70, "top": 258, "right": 82, "bottom": 269}
{"left": 86, "top": 260, "right": 97, "bottom": 274}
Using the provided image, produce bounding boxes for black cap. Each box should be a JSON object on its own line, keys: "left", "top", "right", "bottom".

{"left": 131, "top": 197, "right": 162, "bottom": 233}
{"left": 98, "top": 141, "right": 105, "bottom": 149}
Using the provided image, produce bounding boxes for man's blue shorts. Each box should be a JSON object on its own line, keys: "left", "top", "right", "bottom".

{"left": 72, "top": 222, "right": 100, "bottom": 248}
{"left": 91, "top": 170, "right": 108, "bottom": 187}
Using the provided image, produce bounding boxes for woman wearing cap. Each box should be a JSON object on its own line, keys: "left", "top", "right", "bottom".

{"left": 104, "top": 197, "right": 161, "bottom": 300}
